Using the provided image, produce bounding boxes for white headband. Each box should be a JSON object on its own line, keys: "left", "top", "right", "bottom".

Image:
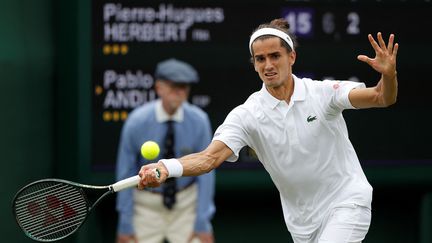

{"left": 249, "top": 28, "right": 294, "bottom": 55}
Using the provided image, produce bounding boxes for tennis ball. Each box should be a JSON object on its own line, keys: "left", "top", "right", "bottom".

{"left": 141, "top": 141, "right": 160, "bottom": 160}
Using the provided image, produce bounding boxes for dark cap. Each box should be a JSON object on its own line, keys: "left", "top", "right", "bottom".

{"left": 154, "top": 58, "right": 199, "bottom": 84}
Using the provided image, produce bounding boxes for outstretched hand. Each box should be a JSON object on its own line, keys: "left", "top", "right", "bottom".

{"left": 357, "top": 32, "right": 398, "bottom": 77}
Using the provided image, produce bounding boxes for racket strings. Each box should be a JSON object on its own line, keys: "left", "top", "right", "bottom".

{"left": 15, "top": 184, "right": 85, "bottom": 223}
{"left": 14, "top": 181, "right": 89, "bottom": 241}
{"left": 17, "top": 191, "right": 87, "bottom": 235}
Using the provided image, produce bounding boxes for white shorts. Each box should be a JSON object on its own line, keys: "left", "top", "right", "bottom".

{"left": 291, "top": 204, "right": 371, "bottom": 243}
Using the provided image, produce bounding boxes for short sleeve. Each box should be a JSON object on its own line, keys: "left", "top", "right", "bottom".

{"left": 320, "top": 80, "right": 366, "bottom": 114}
{"left": 212, "top": 107, "right": 250, "bottom": 162}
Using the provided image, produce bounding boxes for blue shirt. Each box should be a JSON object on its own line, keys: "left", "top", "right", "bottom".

{"left": 116, "top": 99, "right": 215, "bottom": 234}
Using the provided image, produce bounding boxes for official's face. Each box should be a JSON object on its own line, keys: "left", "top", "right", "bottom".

{"left": 252, "top": 37, "right": 296, "bottom": 89}
{"left": 156, "top": 80, "right": 190, "bottom": 115}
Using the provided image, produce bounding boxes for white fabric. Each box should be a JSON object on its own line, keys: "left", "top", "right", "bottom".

{"left": 291, "top": 204, "right": 371, "bottom": 243}
{"left": 213, "top": 75, "right": 372, "bottom": 235}
{"left": 133, "top": 184, "right": 198, "bottom": 243}
{"left": 249, "top": 27, "right": 294, "bottom": 54}
{"left": 155, "top": 99, "right": 184, "bottom": 122}
{"left": 160, "top": 158, "right": 183, "bottom": 177}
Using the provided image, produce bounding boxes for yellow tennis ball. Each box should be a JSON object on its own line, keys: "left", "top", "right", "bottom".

{"left": 141, "top": 141, "right": 160, "bottom": 160}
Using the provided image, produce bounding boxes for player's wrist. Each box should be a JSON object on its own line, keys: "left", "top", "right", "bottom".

{"left": 382, "top": 70, "right": 397, "bottom": 80}
{"left": 159, "top": 159, "right": 183, "bottom": 178}
{"left": 156, "top": 162, "right": 169, "bottom": 178}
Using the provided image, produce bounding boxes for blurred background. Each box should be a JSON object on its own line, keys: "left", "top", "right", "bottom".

{"left": 1, "top": 0, "right": 432, "bottom": 242}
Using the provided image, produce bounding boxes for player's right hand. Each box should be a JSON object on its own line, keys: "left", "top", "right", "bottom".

{"left": 138, "top": 163, "right": 167, "bottom": 189}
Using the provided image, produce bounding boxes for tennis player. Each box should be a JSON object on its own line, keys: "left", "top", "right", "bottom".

{"left": 138, "top": 18, "right": 398, "bottom": 243}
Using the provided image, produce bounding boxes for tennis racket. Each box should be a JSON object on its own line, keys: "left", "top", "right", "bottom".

{"left": 12, "top": 169, "right": 160, "bottom": 242}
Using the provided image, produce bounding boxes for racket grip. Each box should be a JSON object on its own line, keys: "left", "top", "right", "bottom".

{"left": 112, "top": 175, "right": 140, "bottom": 192}
{"left": 112, "top": 169, "right": 161, "bottom": 192}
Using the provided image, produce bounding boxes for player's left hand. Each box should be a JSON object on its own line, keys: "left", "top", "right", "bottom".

{"left": 357, "top": 32, "right": 399, "bottom": 77}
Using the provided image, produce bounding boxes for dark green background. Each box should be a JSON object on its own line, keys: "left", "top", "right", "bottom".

{"left": 1, "top": 0, "right": 432, "bottom": 242}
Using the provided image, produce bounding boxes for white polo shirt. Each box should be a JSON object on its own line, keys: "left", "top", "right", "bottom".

{"left": 213, "top": 75, "right": 373, "bottom": 235}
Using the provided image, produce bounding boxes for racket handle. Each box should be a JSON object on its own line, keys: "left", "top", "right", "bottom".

{"left": 111, "top": 169, "right": 161, "bottom": 192}
{"left": 112, "top": 175, "right": 140, "bottom": 192}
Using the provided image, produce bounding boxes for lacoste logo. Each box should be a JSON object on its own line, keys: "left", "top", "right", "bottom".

{"left": 307, "top": 115, "right": 317, "bottom": 122}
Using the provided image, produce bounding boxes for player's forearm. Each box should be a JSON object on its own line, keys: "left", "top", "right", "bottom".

{"left": 379, "top": 71, "right": 398, "bottom": 106}
{"left": 154, "top": 141, "right": 230, "bottom": 182}
{"left": 155, "top": 151, "right": 218, "bottom": 178}
{"left": 179, "top": 151, "right": 220, "bottom": 176}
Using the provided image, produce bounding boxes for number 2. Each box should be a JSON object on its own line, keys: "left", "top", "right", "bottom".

{"left": 347, "top": 12, "right": 360, "bottom": 35}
